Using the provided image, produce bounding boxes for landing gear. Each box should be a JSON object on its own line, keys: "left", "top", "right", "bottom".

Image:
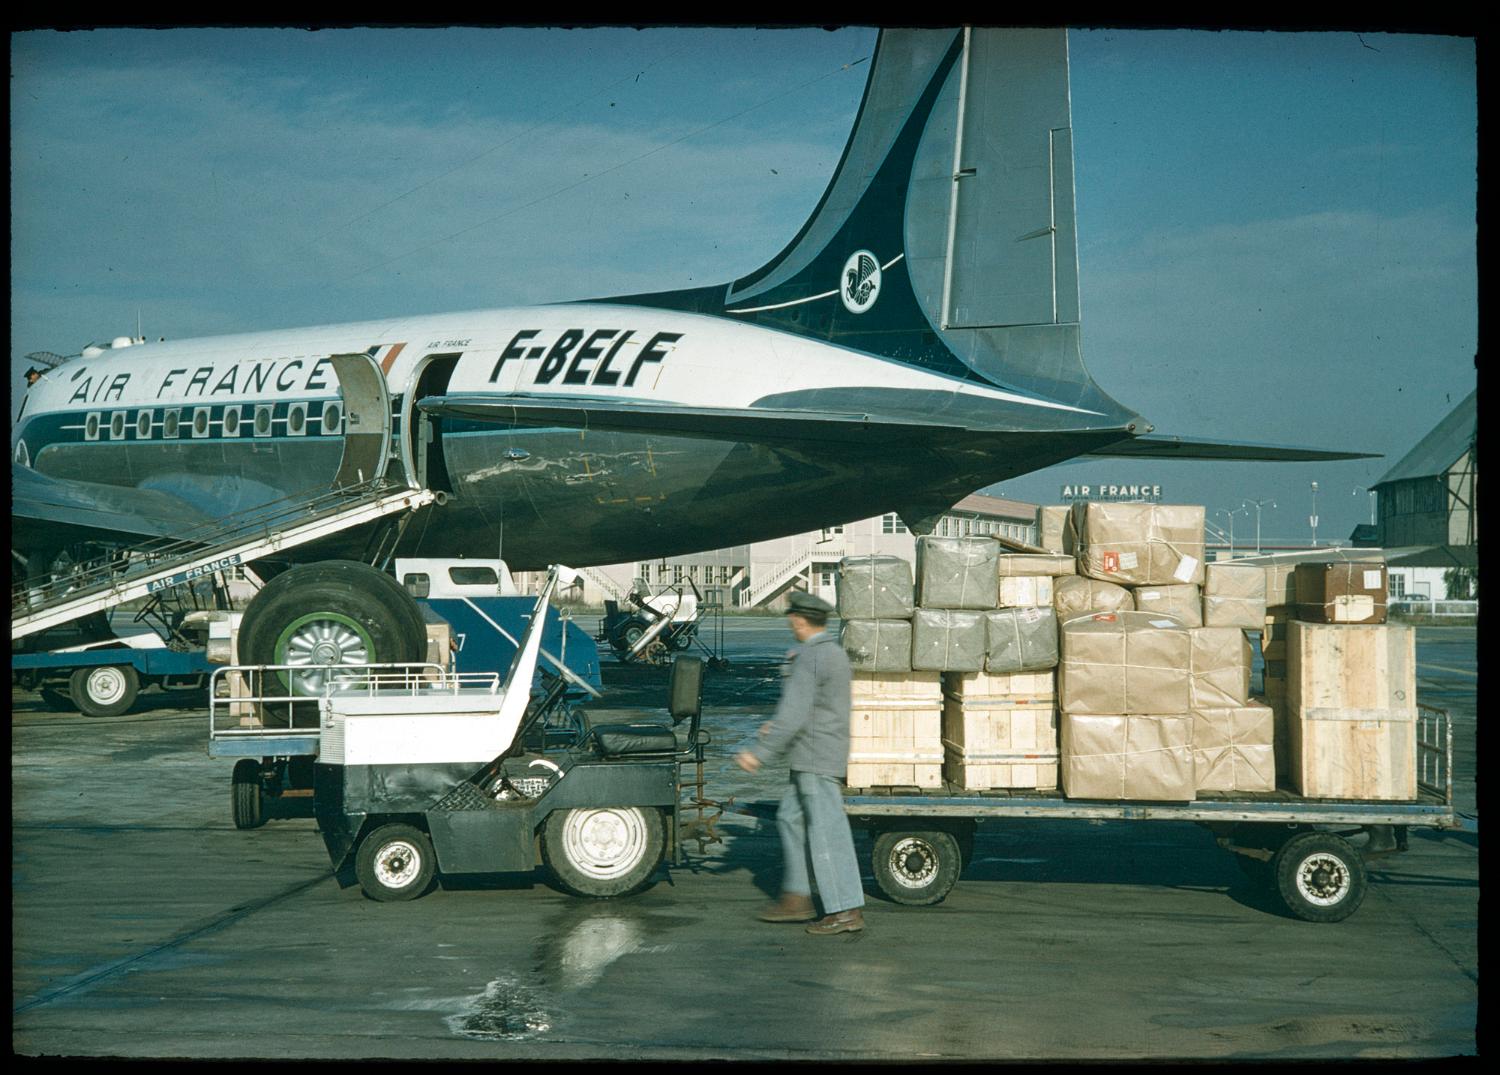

{"left": 238, "top": 561, "right": 427, "bottom": 697}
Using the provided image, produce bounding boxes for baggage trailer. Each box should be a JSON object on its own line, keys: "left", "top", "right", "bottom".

{"left": 836, "top": 704, "right": 1457, "bottom": 923}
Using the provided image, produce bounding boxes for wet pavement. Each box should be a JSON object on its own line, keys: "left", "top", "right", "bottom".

{"left": 11, "top": 621, "right": 1477, "bottom": 1059}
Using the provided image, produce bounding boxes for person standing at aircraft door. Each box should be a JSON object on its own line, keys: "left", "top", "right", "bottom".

{"left": 735, "top": 590, "right": 866, "bottom": 935}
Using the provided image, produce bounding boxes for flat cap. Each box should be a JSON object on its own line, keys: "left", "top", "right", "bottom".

{"left": 785, "top": 590, "right": 834, "bottom": 616}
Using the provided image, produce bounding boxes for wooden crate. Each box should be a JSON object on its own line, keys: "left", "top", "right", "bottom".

{"left": 942, "top": 669, "right": 1055, "bottom": 703}
{"left": 851, "top": 670, "right": 942, "bottom": 705}
{"left": 1285, "top": 621, "right": 1417, "bottom": 800}
{"left": 845, "top": 762, "right": 944, "bottom": 789}
{"left": 997, "top": 575, "right": 1054, "bottom": 608}
{"left": 945, "top": 755, "right": 1059, "bottom": 791}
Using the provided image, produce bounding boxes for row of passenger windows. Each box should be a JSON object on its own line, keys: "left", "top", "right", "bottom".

{"left": 80, "top": 402, "right": 343, "bottom": 442}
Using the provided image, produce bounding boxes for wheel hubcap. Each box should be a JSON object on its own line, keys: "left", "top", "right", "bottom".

{"left": 88, "top": 668, "right": 126, "bottom": 704}
{"left": 1295, "top": 852, "right": 1349, "bottom": 906}
{"left": 277, "top": 613, "right": 373, "bottom": 694}
{"left": 563, "top": 808, "right": 649, "bottom": 880}
{"left": 888, "top": 838, "right": 938, "bottom": 889}
{"left": 375, "top": 840, "right": 422, "bottom": 889}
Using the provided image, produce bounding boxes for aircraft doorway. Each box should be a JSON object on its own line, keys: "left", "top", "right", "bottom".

{"left": 329, "top": 352, "right": 393, "bottom": 487}
{"left": 407, "top": 353, "right": 460, "bottom": 494}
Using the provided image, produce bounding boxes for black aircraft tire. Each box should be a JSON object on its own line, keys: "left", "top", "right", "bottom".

{"left": 542, "top": 807, "right": 666, "bottom": 898}
{"left": 231, "top": 759, "right": 265, "bottom": 830}
{"left": 355, "top": 823, "right": 437, "bottom": 902}
{"left": 238, "top": 561, "right": 427, "bottom": 700}
{"left": 871, "top": 829, "right": 961, "bottom": 906}
{"left": 70, "top": 664, "right": 138, "bottom": 718}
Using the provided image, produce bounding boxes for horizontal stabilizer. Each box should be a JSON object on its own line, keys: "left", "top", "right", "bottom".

{"left": 1087, "top": 435, "right": 1380, "bottom": 463}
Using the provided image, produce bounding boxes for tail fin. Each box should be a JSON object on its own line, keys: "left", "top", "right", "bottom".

{"left": 602, "top": 28, "right": 1135, "bottom": 424}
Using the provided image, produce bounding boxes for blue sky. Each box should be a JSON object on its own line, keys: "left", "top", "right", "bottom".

{"left": 10, "top": 27, "right": 1477, "bottom": 547}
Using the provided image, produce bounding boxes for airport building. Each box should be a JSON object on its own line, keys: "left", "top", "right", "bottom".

{"left": 576, "top": 492, "right": 1040, "bottom": 609}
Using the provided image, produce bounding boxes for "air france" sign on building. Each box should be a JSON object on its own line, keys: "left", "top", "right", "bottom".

{"left": 1060, "top": 484, "right": 1164, "bottom": 502}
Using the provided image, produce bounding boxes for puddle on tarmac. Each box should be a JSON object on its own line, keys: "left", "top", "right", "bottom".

{"left": 548, "top": 913, "right": 673, "bottom": 991}
{"left": 445, "top": 975, "right": 554, "bottom": 1041}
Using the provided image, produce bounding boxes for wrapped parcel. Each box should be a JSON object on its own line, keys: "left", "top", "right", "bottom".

{"left": 841, "top": 619, "right": 913, "bottom": 673}
{"left": 910, "top": 608, "right": 986, "bottom": 672}
{"left": 1060, "top": 713, "right": 1195, "bottom": 801}
{"left": 1192, "top": 705, "right": 1276, "bottom": 793}
{"left": 1202, "top": 562, "right": 1267, "bottom": 629}
{"left": 1131, "top": 584, "right": 1202, "bottom": 627}
{"left": 1072, "top": 502, "right": 1206, "bottom": 586}
{"left": 915, "top": 536, "right": 1000, "bottom": 610}
{"left": 836, "top": 555, "right": 915, "bottom": 620}
{"left": 1053, "top": 576, "right": 1134, "bottom": 620}
{"left": 996, "top": 554, "right": 1076, "bottom": 578}
{"left": 983, "top": 606, "right": 1060, "bottom": 674}
{"left": 1058, "top": 611, "right": 1192, "bottom": 715}
{"left": 1188, "top": 627, "right": 1252, "bottom": 709}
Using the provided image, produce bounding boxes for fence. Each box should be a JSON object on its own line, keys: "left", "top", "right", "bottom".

{"left": 1389, "top": 599, "right": 1478, "bottom": 619}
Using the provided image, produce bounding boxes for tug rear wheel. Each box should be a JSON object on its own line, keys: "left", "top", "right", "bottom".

{"left": 238, "top": 561, "right": 427, "bottom": 701}
{"left": 355, "top": 823, "right": 437, "bottom": 901}
{"left": 542, "top": 806, "right": 665, "bottom": 898}
{"left": 70, "top": 664, "right": 138, "bottom": 717}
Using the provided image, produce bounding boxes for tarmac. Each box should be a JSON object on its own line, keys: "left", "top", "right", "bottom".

{"left": 11, "top": 619, "right": 1478, "bottom": 1059}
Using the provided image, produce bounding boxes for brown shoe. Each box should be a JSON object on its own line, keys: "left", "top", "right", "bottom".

{"left": 757, "top": 893, "right": 817, "bottom": 923}
{"left": 805, "top": 909, "right": 864, "bottom": 935}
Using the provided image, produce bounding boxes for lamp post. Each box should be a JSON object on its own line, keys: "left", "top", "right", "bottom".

{"left": 1309, "top": 481, "right": 1320, "bottom": 547}
{"left": 1215, "top": 506, "right": 1247, "bottom": 557}
{"left": 1352, "top": 486, "right": 1376, "bottom": 526}
{"left": 1242, "top": 498, "right": 1276, "bottom": 555}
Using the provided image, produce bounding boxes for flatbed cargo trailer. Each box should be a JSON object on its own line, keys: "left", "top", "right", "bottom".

{"left": 825, "top": 704, "right": 1458, "bottom": 922}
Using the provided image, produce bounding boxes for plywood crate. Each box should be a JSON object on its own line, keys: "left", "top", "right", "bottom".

{"left": 941, "top": 707, "right": 1058, "bottom": 790}
{"left": 1286, "top": 621, "right": 1417, "bottom": 800}
{"left": 997, "top": 575, "right": 1054, "bottom": 608}
{"left": 849, "top": 670, "right": 943, "bottom": 787}
{"left": 1261, "top": 606, "right": 1291, "bottom": 662}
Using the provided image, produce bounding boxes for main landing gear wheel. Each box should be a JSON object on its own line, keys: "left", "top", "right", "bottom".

{"left": 1273, "top": 832, "right": 1368, "bottom": 923}
{"left": 542, "top": 806, "right": 666, "bottom": 898}
{"left": 70, "top": 664, "right": 138, "bottom": 717}
{"left": 355, "top": 823, "right": 437, "bottom": 901}
{"left": 231, "top": 759, "right": 265, "bottom": 829}
{"left": 238, "top": 561, "right": 427, "bottom": 704}
{"left": 871, "top": 829, "right": 962, "bottom": 906}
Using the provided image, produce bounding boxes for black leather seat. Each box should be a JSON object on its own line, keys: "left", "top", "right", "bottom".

{"left": 592, "top": 723, "right": 681, "bottom": 756}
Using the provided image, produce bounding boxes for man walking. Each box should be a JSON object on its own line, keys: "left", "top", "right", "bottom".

{"left": 736, "top": 590, "right": 865, "bottom": 935}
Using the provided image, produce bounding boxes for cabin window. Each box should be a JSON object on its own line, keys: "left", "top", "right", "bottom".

{"left": 163, "top": 409, "right": 181, "bottom": 438}
{"left": 402, "top": 572, "right": 431, "bottom": 598}
{"left": 192, "top": 407, "right": 212, "bottom": 437}
{"left": 222, "top": 406, "right": 242, "bottom": 437}
{"left": 321, "top": 401, "right": 342, "bottom": 434}
{"left": 254, "top": 404, "right": 274, "bottom": 437}
{"left": 287, "top": 403, "right": 307, "bottom": 436}
{"left": 137, "top": 410, "right": 154, "bottom": 439}
{"left": 109, "top": 411, "right": 127, "bottom": 440}
{"left": 85, "top": 412, "right": 102, "bottom": 441}
{"left": 448, "top": 566, "right": 499, "bottom": 587}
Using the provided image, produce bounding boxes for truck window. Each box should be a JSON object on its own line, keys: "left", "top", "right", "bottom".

{"left": 448, "top": 566, "right": 499, "bottom": 587}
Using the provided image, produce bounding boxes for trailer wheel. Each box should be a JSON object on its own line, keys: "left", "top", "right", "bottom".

{"left": 1273, "top": 832, "right": 1367, "bottom": 923}
{"left": 612, "top": 618, "right": 649, "bottom": 654}
{"left": 355, "top": 823, "right": 437, "bottom": 902}
{"left": 872, "top": 830, "right": 962, "bottom": 906}
{"left": 231, "top": 759, "right": 265, "bottom": 829}
{"left": 70, "top": 664, "right": 138, "bottom": 717}
{"left": 238, "top": 561, "right": 427, "bottom": 699}
{"left": 542, "top": 806, "right": 665, "bottom": 898}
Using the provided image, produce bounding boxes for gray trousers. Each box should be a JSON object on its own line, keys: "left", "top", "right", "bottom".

{"left": 777, "top": 771, "right": 865, "bottom": 914}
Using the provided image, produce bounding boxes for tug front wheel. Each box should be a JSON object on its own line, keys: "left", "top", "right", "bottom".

{"left": 355, "top": 823, "right": 437, "bottom": 901}
{"left": 542, "top": 806, "right": 666, "bottom": 898}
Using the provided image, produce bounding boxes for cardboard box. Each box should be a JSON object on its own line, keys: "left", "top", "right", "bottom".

{"left": 1203, "top": 562, "right": 1268, "bottom": 629}
{"left": 1060, "top": 713, "right": 1196, "bottom": 801}
{"left": 1286, "top": 621, "right": 1417, "bottom": 800}
{"left": 1072, "top": 502, "right": 1206, "bottom": 586}
{"left": 911, "top": 608, "right": 986, "bottom": 672}
{"left": 836, "top": 555, "right": 915, "bottom": 620}
{"left": 1132, "top": 584, "right": 1203, "bottom": 627}
{"left": 1294, "top": 562, "right": 1389, "bottom": 625}
{"left": 1053, "top": 575, "right": 1134, "bottom": 620}
{"left": 915, "top": 536, "right": 1001, "bottom": 610}
{"left": 997, "top": 553, "right": 1076, "bottom": 577}
{"left": 1192, "top": 704, "right": 1276, "bottom": 793}
{"left": 997, "top": 575, "right": 1055, "bottom": 608}
{"left": 841, "top": 619, "right": 914, "bottom": 673}
{"left": 1189, "top": 627, "right": 1252, "bottom": 709}
{"left": 1059, "top": 611, "right": 1192, "bottom": 715}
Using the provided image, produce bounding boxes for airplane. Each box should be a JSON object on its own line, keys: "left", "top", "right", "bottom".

{"left": 11, "top": 27, "right": 1371, "bottom": 678}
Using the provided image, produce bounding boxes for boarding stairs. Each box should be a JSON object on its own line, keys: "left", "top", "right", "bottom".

{"left": 12, "top": 479, "right": 438, "bottom": 641}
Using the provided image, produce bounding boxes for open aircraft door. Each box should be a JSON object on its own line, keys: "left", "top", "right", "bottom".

{"left": 329, "top": 352, "right": 393, "bottom": 486}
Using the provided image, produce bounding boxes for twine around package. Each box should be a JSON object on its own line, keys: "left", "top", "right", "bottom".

{"left": 1059, "top": 610, "right": 1192, "bottom": 715}
{"left": 914, "top": 536, "right": 1000, "bottom": 610}
{"left": 1060, "top": 712, "right": 1196, "bottom": 801}
{"left": 840, "top": 619, "right": 913, "bottom": 673}
{"left": 1072, "top": 502, "right": 1206, "bottom": 587}
{"left": 836, "top": 555, "right": 915, "bottom": 620}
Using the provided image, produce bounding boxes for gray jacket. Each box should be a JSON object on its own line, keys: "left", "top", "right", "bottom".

{"left": 751, "top": 629, "right": 851, "bottom": 779}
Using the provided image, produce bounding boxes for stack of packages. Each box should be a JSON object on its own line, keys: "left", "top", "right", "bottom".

{"left": 1058, "top": 502, "right": 1274, "bottom": 800}
{"left": 942, "top": 551, "right": 1073, "bottom": 790}
{"left": 836, "top": 554, "right": 943, "bottom": 788}
{"left": 1264, "top": 557, "right": 1414, "bottom": 799}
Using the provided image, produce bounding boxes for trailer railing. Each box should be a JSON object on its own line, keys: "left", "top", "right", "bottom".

{"left": 1416, "top": 703, "right": 1453, "bottom": 806}
{"left": 208, "top": 662, "right": 498, "bottom": 739}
